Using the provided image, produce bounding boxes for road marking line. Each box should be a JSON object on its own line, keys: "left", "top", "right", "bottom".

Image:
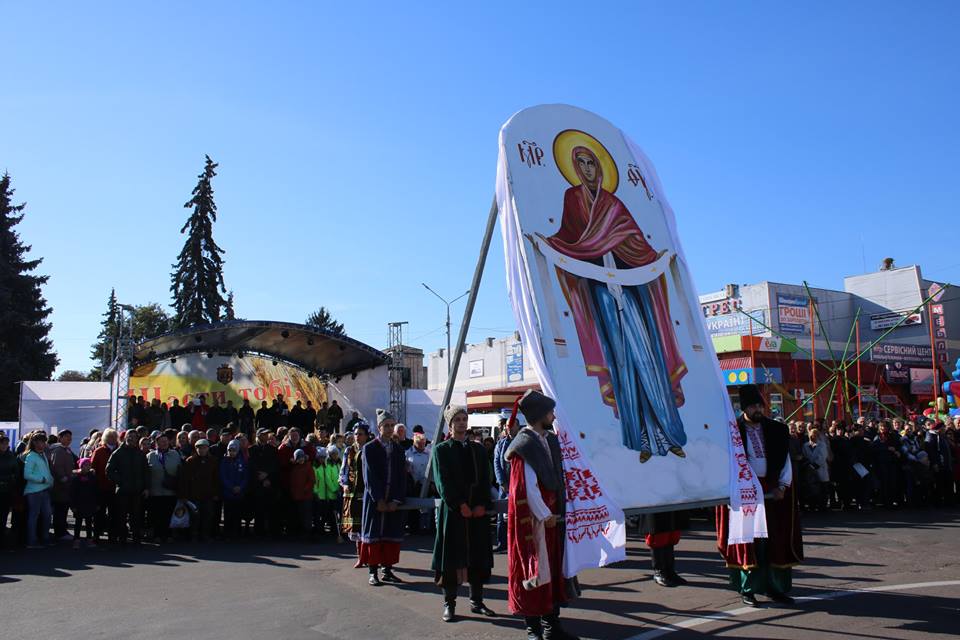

{"left": 624, "top": 580, "right": 960, "bottom": 639}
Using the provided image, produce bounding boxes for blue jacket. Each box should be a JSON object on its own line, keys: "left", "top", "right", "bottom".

{"left": 493, "top": 436, "right": 512, "bottom": 490}
{"left": 23, "top": 450, "right": 54, "bottom": 495}
{"left": 219, "top": 455, "right": 249, "bottom": 501}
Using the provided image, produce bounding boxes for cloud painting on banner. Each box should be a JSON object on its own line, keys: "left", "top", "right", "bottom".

{"left": 498, "top": 104, "right": 738, "bottom": 511}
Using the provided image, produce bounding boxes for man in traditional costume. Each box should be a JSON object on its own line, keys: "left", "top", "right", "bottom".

{"left": 639, "top": 509, "right": 689, "bottom": 587}
{"left": 506, "top": 390, "right": 578, "bottom": 640}
{"left": 359, "top": 409, "right": 407, "bottom": 586}
{"left": 339, "top": 422, "right": 370, "bottom": 567}
{"left": 716, "top": 384, "right": 803, "bottom": 606}
{"left": 431, "top": 405, "right": 496, "bottom": 622}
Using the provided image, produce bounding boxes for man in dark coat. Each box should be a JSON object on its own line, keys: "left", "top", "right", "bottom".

{"left": 639, "top": 509, "right": 690, "bottom": 587}
{"left": 255, "top": 401, "right": 273, "bottom": 431}
{"left": 178, "top": 439, "right": 220, "bottom": 541}
{"left": 224, "top": 400, "right": 240, "bottom": 429}
{"left": 431, "top": 405, "right": 495, "bottom": 622}
{"left": 327, "top": 400, "right": 345, "bottom": 433}
{"left": 360, "top": 409, "right": 406, "bottom": 586}
{"left": 238, "top": 399, "right": 256, "bottom": 440}
{"left": 169, "top": 399, "right": 190, "bottom": 429}
{"left": 0, "top": 434, "right": 19, "bottom": 549}
{"left": 207, "top": 397, "right": 226, "bottom": 430}
{"left": 925, "top": 420, "right": 954, "bottom": 505}
{"left": 716, "top": 384, "right": 803, "bottom": 607}
{"left": 106, "top": 430, "right": 149, "bottom": 544}
{"left": 303, "top": 401, "right": 318, "bottom": 435}
{"left": 249, "top": 429, "right": 280, "bottom": 536}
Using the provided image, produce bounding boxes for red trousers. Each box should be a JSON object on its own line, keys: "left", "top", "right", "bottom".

{"left": 359, "top": 542, "right": 400, "bottom": 567}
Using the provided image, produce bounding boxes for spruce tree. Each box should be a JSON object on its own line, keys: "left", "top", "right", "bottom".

{"left": 0, "top": 173, "right": 59, "bottom": 419}
{"left": 305, "top": 306, "right": 345, "bottom": 335}
{"left": 90, "top": 288, "right": 120, "bottom": 380}
{"left": 225, "top": 290, "right": 237, "bottom": 320}
{"left": 170, "top": 155, "right": 228, "bottom": 327}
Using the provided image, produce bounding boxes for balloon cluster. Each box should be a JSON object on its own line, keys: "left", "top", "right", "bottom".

{"left": 925, "top": 357, "right": 960, "bottom": 420}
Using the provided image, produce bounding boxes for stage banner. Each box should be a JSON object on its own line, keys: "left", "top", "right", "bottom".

{"left": 129, "top": 353, "right": 329, "bottom": 412}
{"left": 497, "top": 105, "right": 763, "bottom": 576}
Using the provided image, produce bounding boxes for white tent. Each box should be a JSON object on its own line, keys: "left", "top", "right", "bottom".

{"left": 19, "top": 381, "right": 111, "bottom": 451}
{"left": 404, "top": 388, "right": 466, "bottom": 432}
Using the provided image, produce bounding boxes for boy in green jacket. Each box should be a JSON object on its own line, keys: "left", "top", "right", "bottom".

{"left": 313, "top": 446, "right": 342, "bottom": 541}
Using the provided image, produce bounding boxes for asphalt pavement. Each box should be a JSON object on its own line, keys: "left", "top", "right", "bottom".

{"left": 2, "top": 507, "right": 958, "bottom": 639}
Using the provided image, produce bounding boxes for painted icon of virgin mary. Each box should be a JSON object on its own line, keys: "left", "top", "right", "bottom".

{"left": 532, "top": 130, "right": 688, "bottom": 462}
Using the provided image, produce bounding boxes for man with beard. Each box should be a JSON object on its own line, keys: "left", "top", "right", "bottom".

{"left": 716, "top": 384, "right": 803, "bottom": 607}
{"left": 360, "top": 410, "right": 406, "bottom": 586}
{"left": 431, "top": 405, "right": 496, "bottom": 622}
{"left": 506, "top": 390, "right": 578, "bottom": 640}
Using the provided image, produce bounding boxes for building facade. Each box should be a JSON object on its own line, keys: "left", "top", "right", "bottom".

{"left": 703, "top": 264, "right": 956, "bottom": 420}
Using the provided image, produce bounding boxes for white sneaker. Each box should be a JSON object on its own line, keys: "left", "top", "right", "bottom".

{"left": 59, "top": 533, "right": 74, "bottom": 541}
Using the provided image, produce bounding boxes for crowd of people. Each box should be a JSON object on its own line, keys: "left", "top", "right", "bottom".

{"left": 0, "top": 393, "right": 497, "bottom": 551}
{"left": 788, "top": 414, "right": 960, "bottom": 512}
{"left": 2, "top": 394, "right": 958, "bottom": 554}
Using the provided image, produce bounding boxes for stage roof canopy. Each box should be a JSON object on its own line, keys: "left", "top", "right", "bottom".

{"left": 133, "top": 320, "right": 389, "bottom": 376}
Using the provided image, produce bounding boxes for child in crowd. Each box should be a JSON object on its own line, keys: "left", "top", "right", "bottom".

{"left": 312, "top": 447, "right": 331, "bottom": 536}
{"left": 325, "top": 445, "right": 343, "bottom": 542}
{"left": 70, "top": 458, "right": 99, "bottom": 549}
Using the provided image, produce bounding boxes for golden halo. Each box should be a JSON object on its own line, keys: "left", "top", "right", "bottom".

{"left": 553, "top": 129, "right": 619, "bottom": 193}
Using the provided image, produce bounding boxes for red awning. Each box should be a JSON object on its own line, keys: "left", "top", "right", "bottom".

{"left": 718, "top": 356, "right": 751, "bottom": 370}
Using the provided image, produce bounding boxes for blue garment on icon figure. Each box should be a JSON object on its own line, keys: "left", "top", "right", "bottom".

{"left": 591, "top": 282, "right": 687, "bottom": 457}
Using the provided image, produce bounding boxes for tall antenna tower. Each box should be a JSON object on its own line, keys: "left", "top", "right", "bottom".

{"left": 388, "top": 321, "right": 408, "bottom": 423}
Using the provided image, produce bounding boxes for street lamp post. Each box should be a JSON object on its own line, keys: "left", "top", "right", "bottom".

{"left": 422, "top": 284, "right": 470, "bottom": 376}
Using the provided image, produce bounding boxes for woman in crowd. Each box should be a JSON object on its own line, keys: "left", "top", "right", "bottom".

{"left": 23, "top": 432, "right": 54, "bottom": 549}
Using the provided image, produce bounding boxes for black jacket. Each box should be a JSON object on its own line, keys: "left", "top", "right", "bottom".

{"left": 0, "top": 450, "right": 18, "bottom": 496}
{"left": 106, "top": 445, "right": 149, "bottom": 495}
{"left": 249, "top": 444, "right": 279, "bottom": 496}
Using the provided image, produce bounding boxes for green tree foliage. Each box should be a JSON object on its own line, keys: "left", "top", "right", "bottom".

{"left": 0, "top": 173, "right": 58, "bottom": 419}
{"left": 170, "top": 155, "right": 228, "bottom": 327}
{"left": 57, "top": 370, "right": 92, "bottom": 382}
{"left": 128, "top": 303, "right": 172, "bottom": 342}
{"left": 305, "top": 306, "right": 345, "bottom": 335}
{"left": 89, "top": 288, "right": 119, "bottom": 380}
{"left": 90, "top": 293, "right": 171, "bottom": 379}
{"left": 225, "top": 290, "right": 237, "bottom": 320}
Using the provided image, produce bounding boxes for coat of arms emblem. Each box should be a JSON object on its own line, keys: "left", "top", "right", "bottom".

{"left": 216, "top": 363, "right": 234, "bottom": 385}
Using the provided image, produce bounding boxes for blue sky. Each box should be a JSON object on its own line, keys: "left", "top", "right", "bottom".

{"left": 3, "top": 2, "right": 958, "bottom": 374}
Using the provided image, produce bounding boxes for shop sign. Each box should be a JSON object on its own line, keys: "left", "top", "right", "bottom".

{"left": 777, "top": 294, "right": 817, "bottom": 334}
{"left": 869, "top": 342, "right": 933, "bottom": 365}
{"left": 869, "top": 310, "right": 922, "bottom": 331}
